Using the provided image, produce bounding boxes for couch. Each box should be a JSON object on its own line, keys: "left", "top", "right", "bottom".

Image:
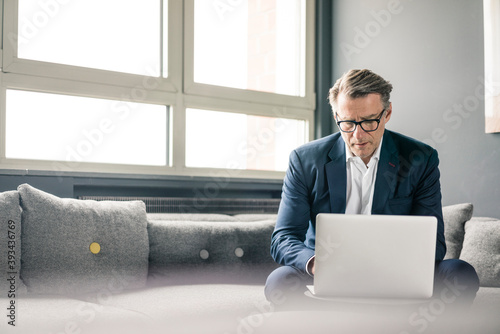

{"left": 1, "top": 184, "right": 499, "bottom": 334}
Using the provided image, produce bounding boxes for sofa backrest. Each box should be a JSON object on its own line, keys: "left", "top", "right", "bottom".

{"left": 147, "top": 213, "right": 279, "bottom": 285}
{"left": 1, "top": 185, "right": 280, "bottom": 295}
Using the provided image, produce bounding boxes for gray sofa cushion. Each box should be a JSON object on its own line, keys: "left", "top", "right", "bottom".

{"left": 0, "top": 190, "right": 27, "bottom": 296}
{"left": 9, "top": 295, "right": 150, "bottom": 334}
{"left": 443, "top": 203, "right": 474, "bottom": 259}
{"left": 147, "top": 213, "right": 236, "bottom": 222}
{"left": 18, "top": 184, "right": 149, "bottom": 295}
{"left": 82, "top": 284, "right": 267, "bottom": 320}
{"left": 460, "top": 217, "right": 500, "bottom": 287}
{"left": 147, "top": 214, "right": 278, "bottom": 284}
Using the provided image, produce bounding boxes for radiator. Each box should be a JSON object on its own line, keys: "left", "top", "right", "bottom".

{"left": 78, "top": 196, "right": 281, "bottom": 215}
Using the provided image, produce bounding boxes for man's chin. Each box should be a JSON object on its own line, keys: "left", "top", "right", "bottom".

{"left": 351, "top": 148, "right": 374, "bottom": 160}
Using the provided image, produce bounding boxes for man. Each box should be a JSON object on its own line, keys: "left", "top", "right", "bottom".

{"left": 265, "top": 69, "right": 479, "bottom": 307}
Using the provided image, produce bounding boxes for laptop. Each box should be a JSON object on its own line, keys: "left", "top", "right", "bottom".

{"left": 307, "top": 213, "right": 437, "bottom": 302}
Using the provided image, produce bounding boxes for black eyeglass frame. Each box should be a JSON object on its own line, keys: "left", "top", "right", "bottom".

{"left": 335, "top": 109, "right": 386, "bottom": 133}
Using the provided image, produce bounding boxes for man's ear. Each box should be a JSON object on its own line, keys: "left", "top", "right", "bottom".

{"left": 385, "top": 103, "right": 392, "bottom": 123}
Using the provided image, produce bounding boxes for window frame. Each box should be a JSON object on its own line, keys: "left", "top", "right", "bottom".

{"left": 0, "top": 0, "right": 316, "bottom": 180}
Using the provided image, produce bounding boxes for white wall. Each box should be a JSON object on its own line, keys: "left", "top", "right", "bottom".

{"left": 331, "top": 0, "right": 500, "bottom": 217}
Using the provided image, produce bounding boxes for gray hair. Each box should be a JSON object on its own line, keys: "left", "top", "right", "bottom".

{"left": 328, "top": 69, "right": 393, "bottom": 113}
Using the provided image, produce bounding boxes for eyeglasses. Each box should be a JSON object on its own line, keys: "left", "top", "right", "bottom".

{"left": 335, "top": 109, "right": 386, "bottom": 133}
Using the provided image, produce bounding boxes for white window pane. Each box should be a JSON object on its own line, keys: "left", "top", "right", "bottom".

{"left": 193, "top": 0, "right": 305, "bottom": 96}
{"left": 18, "top": 0, "right": 161, "bottom": 76}
{"left": 185, "top": 108, "right": 306, "bottom": 171}
{"left": 6, "top": 90, "right": 168, "bottom": 166}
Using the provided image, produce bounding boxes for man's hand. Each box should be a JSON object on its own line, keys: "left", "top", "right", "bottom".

{"left": 307, "top": 257, "right": 315, "bottom": 276}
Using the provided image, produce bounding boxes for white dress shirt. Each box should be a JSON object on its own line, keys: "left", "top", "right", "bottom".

{"left": 306, "top": 138, "right": 383, "bottom": 276}
{"left": 345, "top": 137, "right": 383, "bottom": 215}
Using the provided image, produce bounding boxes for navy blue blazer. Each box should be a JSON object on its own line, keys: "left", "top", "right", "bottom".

{"left": 270, "top": 130, "right": 446, "bottom": 274}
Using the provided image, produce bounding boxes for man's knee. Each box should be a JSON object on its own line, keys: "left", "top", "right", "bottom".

{"left": 437, "top": 259, "right": 479, "bottom": 286}
{"left": 265, "top": 266, "right": 310, "bottom": 303}
{"left": 435, "top": 259, "right": 480, "bottom": 305}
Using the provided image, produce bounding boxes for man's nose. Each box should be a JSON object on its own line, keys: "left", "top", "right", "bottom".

{"left": 353, "top": 124, "right": 366, "bottom": 138}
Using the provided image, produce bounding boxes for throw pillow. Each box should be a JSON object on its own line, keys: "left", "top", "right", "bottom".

{"left": 460, "top": 218, "right": 500, "bottom": 287}
{"left": 442, "top": 203, "right": 473, "bottom": 259}
{"left": 0, "top": 190, "right": 27, "bottom": 296}
{"left": 148, "top": 215, "right": 278, "bottom": 284}
{"left": 18, "top": 184, "right": 149, "bottom": 295}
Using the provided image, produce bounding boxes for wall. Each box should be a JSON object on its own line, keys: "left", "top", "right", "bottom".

{"left": 331, "top": 0, "right": 500, "bottom": 217}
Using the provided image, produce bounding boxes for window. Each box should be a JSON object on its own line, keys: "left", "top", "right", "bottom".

{"left": 193, "top": 0, "right": 305, "bottom": 96}
{"left": 1, "top": 0, "right": 315, "bottom": 179}
{"left": 6, "top": 90, "right": 168, "bottom": 166}
{"left": 185, "top": 108, "right": 305, "bottom": 171}
{"left": 17, "top": 0, "right": 162, "bottom": 76}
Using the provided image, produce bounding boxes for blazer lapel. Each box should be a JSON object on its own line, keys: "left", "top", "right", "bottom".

{"left": 325, "top": 136, "right": 347, "bottom": 213}
{"left": 372, "top": 131, "right": 399, "bottom": 214}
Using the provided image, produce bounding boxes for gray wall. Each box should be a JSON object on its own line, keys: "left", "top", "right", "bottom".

{"left": 331, "top": 0, "right": 500, "bottom": 217}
